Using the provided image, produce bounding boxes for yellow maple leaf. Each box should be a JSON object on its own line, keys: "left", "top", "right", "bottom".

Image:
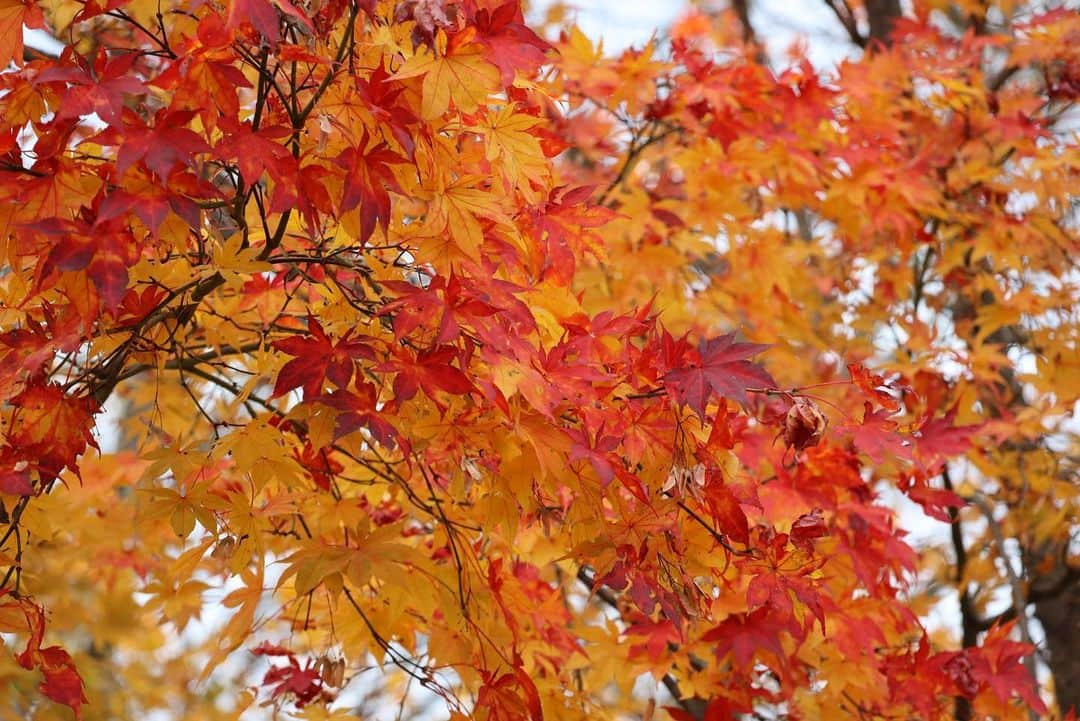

{"left": 394, "top": 30, "right": 500, "bottom": 120}
{"left": 0, "top": 0, "right": 25, "bottom": 70}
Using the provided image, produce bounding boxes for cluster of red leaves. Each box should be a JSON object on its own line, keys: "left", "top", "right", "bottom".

{"left": 0, "top": 593, "right": 86, "bottom": 718}
{"left": 250, "top": 642, "right": 336, "bottom": 707}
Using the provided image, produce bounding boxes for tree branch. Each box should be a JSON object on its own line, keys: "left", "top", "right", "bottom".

{"left": 968, "top": 493, "right": 1039, "bottom": 721}
{"left": 822, "top": 0, "right": 865, "bottom": 47}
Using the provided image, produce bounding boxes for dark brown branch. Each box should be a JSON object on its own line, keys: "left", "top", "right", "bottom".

{"left": 823, "top": 0, "right": 866, "bottom": 47}
{"left": 942, "top": 466, "right": 975, "bottom": 721}
{"left": 110, "top": 342, "right": 265, "bottom": 386}
{"left": 968, "top": 494, "right": 1039, "bottom": 721}
{"left": 728, "top": 0, "right": 767, "bottom": 63}
{"left": 865, "top": 0, "right": 902, "bottom": 47}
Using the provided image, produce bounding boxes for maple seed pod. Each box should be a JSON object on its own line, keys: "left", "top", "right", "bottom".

{"left": 320, "top": 657, "right": 345, "bottom": 687}
{"left": 211, "top": 536, "right": 237, "bottom": 562}
{"left": 783, "top": 398, "right": 827, "bottom": 451}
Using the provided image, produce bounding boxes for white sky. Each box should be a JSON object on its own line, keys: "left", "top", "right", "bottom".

{"left": 559, "top": 0, "right": 859, "bottom": 67}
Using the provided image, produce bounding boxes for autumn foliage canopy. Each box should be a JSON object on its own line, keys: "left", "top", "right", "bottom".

{"left": 0, "top": 0, "right": 1077, "bottom": 719}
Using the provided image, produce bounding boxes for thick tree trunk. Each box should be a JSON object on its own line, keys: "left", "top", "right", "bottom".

{"left": 1036, "top": 576, "right": 1080, "bottom": 715}
{"left": 865, "top": 0, "right": 902, "bottom": 45}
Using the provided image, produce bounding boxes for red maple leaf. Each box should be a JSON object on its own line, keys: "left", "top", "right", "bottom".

{"left": 8, "top": 595, "right": 87, "bottom": 719}
{"left": 525, "top": 185, "right": 615, "bottom": 285}
{"left": 899, "top": 470, "right": 966, "bottom": 522}
{"left": 0, "top": 448, "right": 35, "bottom": 496}
{"left": 378, "top": 273, "right": 523, "bottom": 344}
{"left": 113, "top": 109, "right": 210, "bottom": 180}
{"left": 270, "top": 162, "right": 336, "bottom": 229}
{"left": 475, "top": 667, "right": 544, "bottom": 721}
{"left": 664, "top": 332, "right": 775, "bottom": 417}
{"left": 747, "top": 573, "right": 794, "bottom": 618}
{"left": 625, "top": 617, "right": 680, "bottom": 662}
{"left": 847, "top": 362, "right": 905, "bottom": 412}
{"left": 937, "top": 622, "right": 1047, "bottom": 714}
{"left": 97, "top": 188, "right": 179, "bottom": 239}
{"left": 261, "top": 657, "right": 329, "bottom": 706}
{"left": 353, "top": 64, "right": 419, "bottom": 157}
{"left": 335, "top": 134, "right": 404, "bottom": 244}
{"left": 34, "top": 647, "right": 88, "bottom": 717}
{"left": 32, "top": 211, "right": 135, "bottom": 312}
{"left": 318, "top": 385, "right": 400, "bottom": 450}
{"left": 213, "top": 120, "right": 296, "bottom": 188}
{"left": 474, "top": 1, "right": 553, "bottom": 86}
{"left": 844, "top": 402, "right": 912, "bottom": 464}
{"left": 702, "top": 472, "right": 750, "bottom": 545}
{"left": 37, "top": 51, "right": 146, "bottom": 127}
{"left": 385, "top": 346, "right": 475, "bottom": 407}
{"left": 912, "top": 404, "right": 982, "bottom": 470}
{"left": 7, "top": 383, "right": 98, "bottom": 482}
{"left": 568, "top": 425, "right": 621, "bottom": 486}
{"left": 272, "top": 316, "right": 374, "bottom": 398}
{"left": 789, "top": 508, "right": 829, "bottom": 551}
{"left": 0, "top": 303, "right": 84, "bottom": 398}
{"left": 226, "top": 0, "right": 311, "bottom": 46}
{"left": 667, "top": 697, "right": 752, "bottom": 721}
{"left": 703, "top": 608, "right": 793, "bottom": 669}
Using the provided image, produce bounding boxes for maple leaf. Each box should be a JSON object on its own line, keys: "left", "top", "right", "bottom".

{"left": 34, "top": 647, "right": 88, "bottom": 717}
{"left": 899, "top": 471, "right": 966, "bottom": 522}
{"left": 97, "top": 189, "right": 181, "bottom": 239}
{"left": 0, "top": 304, "right": 83, "bottom": 399}
{"left": 7, "top": 383, "right": 98, "bottom": 481}
{"left": 625, "top": 617, "right": 680, "bottom": 662}
{"left": 524, "top": 185, "right": 615, "bottom": 285}
{"left": 789, "top": 508, "right": 828, "bottom": 551}
{"left": 666, "top": 697, "right": 752, "bottom": 721}
{"left": 226, "top": 0, "right": 311, "bottom": 46}
{"left": 9, "top": 596, "right": 87, "bottom": 719}
{"left": 213, "top": 121, "right": 296, "bottom": 188}
{"left": 941, "top": 622, "right": 1047, "bottom": 714}
{"left": 335, "top": 136, "right": 404, "bottom": 244}
{"left": 568, "top": 425, "right": 621, "bottom": 486}
{"left": 843, "top": 402, "right": 912, "bottom": 464}
{"left": 0, "top": 0, "right": 33, "bottom": 69}
{"left": 663, "top": 332, "right": 775, "bottom": 417}
{"left": 911, "top": 404, "right": 982, "bottom": 470}
{"left": 394, "top": 29, "right": 501, "bottom": 119}
{"left": 352, "top": 64, "right": 420, "bottom": 156}
{"left": 272, "top": 316, "right": 375, "bottom": 398}
{"left": 847, "top": 362, "right": 905, "bottom": 412}
{"left": 260, "top": 655, "right": 330, "bottom": 707}
{"left": 378, "top": 273, "right": 527, "bottom": 346}
{"left": 747, "top": 572, "right": 794, "bottom": 618}
{"left": 114, "top": 110, "right": 210, "bottom": 180}
{"left": 0, "top": 0, "right": 1071, "bottom": 716}
{"left": 703, "top": 608, "right": 792, "bottom": 669}
{"left": 474, "top": 2, "right": 553, "bottom": 85}
{"left": 251, "top": 641, "right": 293, "bottom": 656}
{"left": 701, "top": 472, "right": 750, "bottom": 545}
{"left": 30, "top": 213, "right": 135, "bottom": 312}
{"left": 36, "top": 52, "right": 147, "bottom": 127}
{"left": 0, "top": 448, "right": 35, "bottom": 496}
{"left": 385, "top": 346, "right": 475, "bottom": 407}
{"left": 475, "top": 668, "right": 544, "bottom": 721}
{"left": 270, "top": 162, "right": 336, "bottom": 228}
{"left": 317, "top": 385, "right": 400, "bottom": 450}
